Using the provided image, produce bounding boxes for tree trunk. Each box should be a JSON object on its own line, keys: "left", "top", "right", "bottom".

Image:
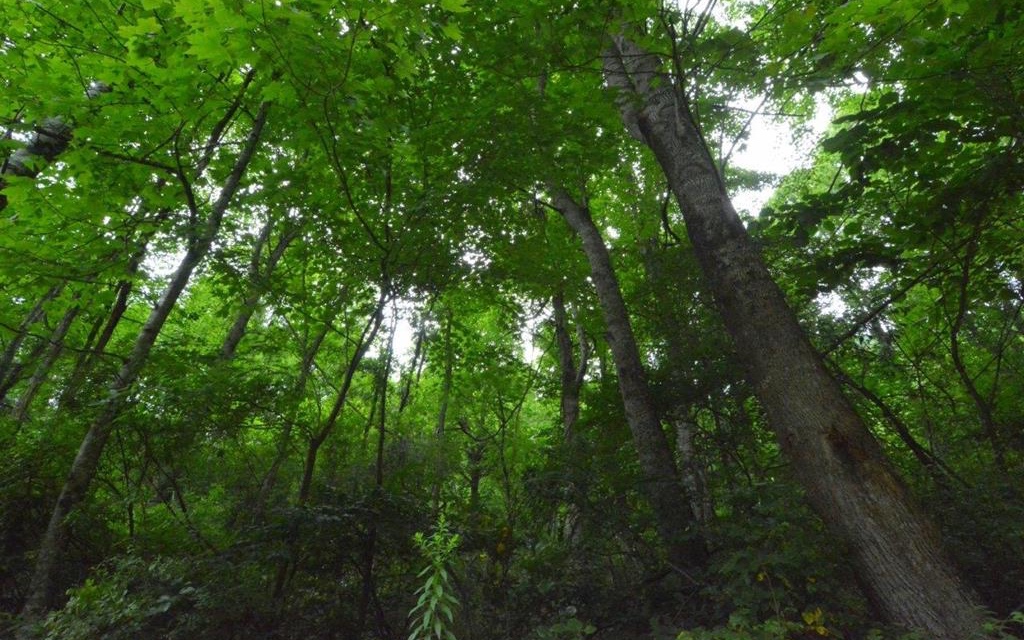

{"left": 551, "top": 188, "right": 706, "bottom": 576}
{"left": 253, "top": 322, "right": 332, "bottom": 516}
{"left": 20, "top": 102, "right": 270, "bottom": 620}
{"left": 295, "top": 294, "right": 386, "bottom": 507}
{"left": 673, "top": 413, "right": 712, "bottom": 526}
{"left": 219, "top": 217, "right": 297, "bottom": 360}
{"left": 603, "top": 36, "right": 985, "bottom": 639}
{"left": 0, "top": 284, "right": 64, "bottom": 396}
{"left": 272, "top": 294, "right": 386, "bottom": 599}
{"left": 59, "top": 277, "right": 135, "bottom": 409}
{"left": 432, "top": 307, "right": 455, "bottom": 510}
{"left": 357, "top": 315, "right": 393, "bottom": 637}
{"left": 948, "top": 227, "right": 1006, "bottom": 470}
{"left": 552, "top": 291, "right": 588, "bottom": 438}
{"left": 11, "top": 300, "right": 80, "bottom": 422}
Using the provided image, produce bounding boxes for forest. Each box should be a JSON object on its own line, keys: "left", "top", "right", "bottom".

{"left": 1, "top": 0, "right": 1022, "bottom": 638}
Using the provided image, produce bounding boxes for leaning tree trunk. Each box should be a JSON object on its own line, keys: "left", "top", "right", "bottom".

{"left": 272, "top": 293, "right": 386, "bottom": 599}
{"left": 603, "top": 36, "right": 985, "bottom": 639}
{"left": 219, "top": 216, "right": 298, "bottom": 360}
{"left": 11, "top": 299, "right": 80, "bottom": 422}
{"left": 552, "top": 188, "right": 706, "bottom": 576}
{"left": 59, "top": 254, "right": 145, "bottom": 409}
{"left": 253, "top": 321, "right": 333, "bottom": 517}
{"left": 20, "top": 103, "right": 270, "bottom": 621}
{"left": 0, "top": 284, "right": 65, "bottom": 396}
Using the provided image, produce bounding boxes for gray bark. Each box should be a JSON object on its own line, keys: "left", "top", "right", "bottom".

{"left": 11, "top": 300, "right": 80, "bottom": 422}
{"left": 551, "top": 188, "right": 706, "bottom": 575}
{"left": 603, "top": 36, "right": 985, "bottom": 639}
{"left": 20, "top": 102, "right": 270, "bottom": 620}
{"left": 672, "top": 413, "right": 712, "bottom": 526}
{"left": 219, "top": 217, "right": 297, "bottom": 360}
{"left": 0, "top": 284, "right": 64, "bottom": 397}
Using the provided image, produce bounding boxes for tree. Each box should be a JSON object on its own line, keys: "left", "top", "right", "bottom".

{"left": 551, "top": 187, "right": 706, "bottom": 576}
{"left": 602, "top": 28, "right": 986, "bottom": 639}
{"left": 2, "top": 0, "right": 1021, "bottom": 638}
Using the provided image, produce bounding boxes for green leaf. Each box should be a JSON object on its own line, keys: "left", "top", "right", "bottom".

{"left": 440, "top": 22, "right": 462, "bottom": 41}
{"left": 440, "top": 0, "right": 471, "bottom": 13}
{"left": 119, "top": 16, "right": 161, "bottom": 38}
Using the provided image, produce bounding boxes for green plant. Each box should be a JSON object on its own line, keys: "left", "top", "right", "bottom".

{"left": 531, "top": 615, "right": 596, "bottom": 640}
{"left": 409, "top": 516, "right": 461, "bottom": 640}
{"left": 39, "top": 556, "right": 199, "bottom": 640}
{"left": 982, "top": 610, "right": 1024, "bottom": 639}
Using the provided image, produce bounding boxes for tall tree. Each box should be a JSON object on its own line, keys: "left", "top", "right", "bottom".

{"left": 602, "top": 32, "right": 985, "bottom": 638}
{"left": 551, "top": 187, "right": 706, "bottom": 577}
{"left": 21, "top": 99, "right": 270, "bottom": 620}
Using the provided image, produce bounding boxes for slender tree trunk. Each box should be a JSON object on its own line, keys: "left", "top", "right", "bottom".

{"left": 60, "top": 230, "right": 158, "bottom": 409}
{"left": 272, "top": 294, "right": 386, "bottom": 599}
{"left": 673, "top": 413, "right": 712, "bottom": 526}
{"left": 357, "top": 314, "right": 393, "bottom": 637}
{"left": 435, "top": 307, "right": 454, "bottom": 439}
{"left": 0, "top": 341, "right": 49, "bottom": 407}
{"left": 59, "top": 280, "right": 132, "bottom": 408}
{"left": 552, "top": 291, "right": 588, "bottom": 438}
{"left": 603, "top": 36, "right": 985, "bottom": 638}
{"left": 20, "top": 103, "right": 270, "bottom": 620}
{"left": 0, "top": 284, "right": 64, "bottom": 396}
{"left": 948, "top": 227, "right": 1006, "bottom": 470}
{"left": 11, "top": 301, "right": 80, "bottom": 422}
{"left": 295, "top": 295, "right": 386, "bottom": 507}
{"left": 432, "top": 308, "right": 454, "bottom": 510}
{"left": 219, "top": 218, "right": 297, "bottom": 360}
{"left": 254, "top": 322, "right": 332, "bottom": 516}
{"left": 551, "top": 188, "right": 706, "bottom": 576}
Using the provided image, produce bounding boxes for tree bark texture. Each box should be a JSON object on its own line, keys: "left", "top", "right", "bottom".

{"left": 603, "top": 36, "right": 985, "bottom": 639}
{"left": 673, "top": 414, "right": 712, "bottom": 526}
{"left": 20, "top": 102, "right": 270, "bottom": 620}
{"left": 552, "top": 188, "right": 706, "bottom": 575}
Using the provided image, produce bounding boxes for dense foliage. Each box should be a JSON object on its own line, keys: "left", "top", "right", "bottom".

{"left": 1, "top": 0, "right": 1022, "bottom": 638}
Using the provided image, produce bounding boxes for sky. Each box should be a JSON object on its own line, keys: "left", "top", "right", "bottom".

{"left": 729, "top": 96, "right": 834, "bottom": 216}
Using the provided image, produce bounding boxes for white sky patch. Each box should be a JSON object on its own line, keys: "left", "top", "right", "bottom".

{"left": 386, "top": 298, "right": 420, "bottom": 369}
{"left": 729, "top": 95, "right": 833, "bottom": 216}
{"left": 145, "top": 248, "right": 185, "bottom": 279}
